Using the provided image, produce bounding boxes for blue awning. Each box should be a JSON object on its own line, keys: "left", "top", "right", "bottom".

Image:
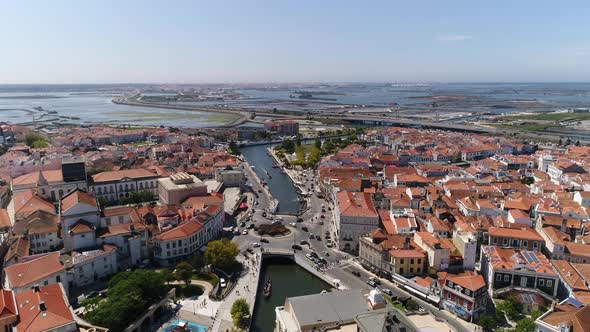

{"left": 454, "top": 306, "right": 468, "bottom": 315}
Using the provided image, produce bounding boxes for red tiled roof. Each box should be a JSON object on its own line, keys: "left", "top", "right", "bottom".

{"left": 337, "top": 191, "right": 378, "bottom": 218}
{"left": 446, "top": 274, "right": 486, "bottom": 292}
{"left": 0, "top": 289, "right": 17, "bottom": 320}
{"left": 4, "top": 252, "right": 65, "bottom": 288}
{"left": 488, "top": 227, "right": 542, "bottom": 241}
{"left": 15, "top": 284, "right": 75, "bottom": 332}
{"left": 91, "top": 168, "right": 158, "bottom": 183}
{"left": 154, "top": 219, "right": 203, "bottom": 241}
{"left": 60, "top": 189, "right": 96, "bottom": 213}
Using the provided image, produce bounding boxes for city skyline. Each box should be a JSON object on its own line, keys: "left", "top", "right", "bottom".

{"left": 2, "top": 0, "right": 590, "bottom": 84}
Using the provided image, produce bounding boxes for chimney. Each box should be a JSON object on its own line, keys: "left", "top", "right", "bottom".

{"left": 33, "top": 285, "right": 40, "bottom": 293}
{"left": 39, "top": 301, "right": 46, "bottom": 311}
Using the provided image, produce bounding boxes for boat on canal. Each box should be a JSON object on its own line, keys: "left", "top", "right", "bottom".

{"left": 266, "top": 170, "right": 272, "bottom": 179}
{"left": 263, "top": 278, "right": 272, "bottom": 299}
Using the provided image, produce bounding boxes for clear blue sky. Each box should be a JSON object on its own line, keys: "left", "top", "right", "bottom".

{"left": 2, "top": 1, "right": 589, "bottom": 83}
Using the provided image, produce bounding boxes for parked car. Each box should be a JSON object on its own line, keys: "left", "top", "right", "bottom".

{"left": 319, "top": 221, "right": 324, "bottom": 225}
{"left": 260, "top": 238, "right": 269, "bottom": 243}
{"left": 234, "top": 229, "right": 241, "bottom": 235}
{"left": 351, "top": 270, "right": 361, "bottom": 277}
{"left": 296, "top": 217, "right": 304, "bottom": 223}
{"left": 381, "top": 288, "right": 393, "bottom": 296}
{"left": 252, "top": 242, "right": 260, "bottom": 248}
{"left": 292, "top": 244, "right": 302, "bottom": 250}
{"left": 369, "top": 277, "right": 381, "bottom": 285}
{"left": 289, "top": 222, "right": 296, "bottom": 227}
{"left": 299, "top": 240, "right": 309, "bottom": 245}
{"left": 247, "top": 223, "right": 255, "bottom": 229}
{"left": 326, "top": 241, "right": 333, "bottom": 248}
{"left": 301, "top": 226, "right": 308, "bottom": 232}
{"left": 315, "top": 235, "right": 321, "bottom": 241}
{"left": 309, "top": 233, "right": 314, "bottom": 239}
{"left": 367, "top": 280, "right": 377, "bottom": 287}
{"left": 242, "top": 229, "right": 248, "bottom": 235}
{"left": 240, "top": 222, "right": 246, "bottom": 227}
{"left": 310, "top": 251, "right": 319, "bottom": 258}
{"left": 87, "top": 291, "right": 99, "bottom": 298}
{"left": 220, "top": 278, "right": 227, "bottom": 288}
{"left": 320, "top": 214, "right": 325, "bottom": 219}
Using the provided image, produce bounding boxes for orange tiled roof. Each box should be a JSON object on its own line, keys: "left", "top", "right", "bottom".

{"left": 91, "top": 168, "right": 157, "bottom": 183}
{"left": 4, "top": 252, "right": 65, "bottom": 288}
{"left": 446, "top": 274, "right": 486, "bottom": 292}
{"left": 60, "top": 189, "right": 96, "bottom": 213}
{"left": 337, "top": 191, "right": 378, "bottom": 218}
{"left": 153, "top": 219, "right": 203, "bottom": 241}
{"left": 15, "top": 284, "right": 75, "bottom": 332}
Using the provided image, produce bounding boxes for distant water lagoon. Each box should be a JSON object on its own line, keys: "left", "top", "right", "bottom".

{"left": 0, "top": 91, "right": 237, "bottom": 128}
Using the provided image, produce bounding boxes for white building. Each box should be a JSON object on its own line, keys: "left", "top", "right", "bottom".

{"left": 91, "top": 168, "right": 159, "bottom": 202}
{"left": 332, "top": 191, "right": 379, "bottom": 253}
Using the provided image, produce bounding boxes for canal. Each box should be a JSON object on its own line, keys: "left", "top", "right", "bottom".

{"left": 240, "top": 144, "right": 301, "bottom": 214}
{"left": 250, "top": 257, "right": 332, "bottom": 332}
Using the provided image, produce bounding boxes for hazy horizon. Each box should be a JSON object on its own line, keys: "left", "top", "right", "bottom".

{"left": 2, "top": 1, "right": 590, "bottom": 84}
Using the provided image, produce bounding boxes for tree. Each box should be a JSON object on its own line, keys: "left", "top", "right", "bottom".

{"left": 175, "top": 262, "right": 193, "bottom": 285}
{"left": 497, "top": 296, "right": 523, "bottom": 320}
{"left": 228, "top": 141, "right": 240, "bottom": 155}
{"left": 84, "top": 269, "right": 166, "bottom": 331}
{"left": 25, "top": 133, "right": 46, "bottom": 146}
{"left": 280, "top": 138, "right": 295, "bottom": 154}
{"left": 295, "top": 135, "right": 301, "bottom": 146}
{"left": 231, "top": 298, "right": 250, "bottom": 328}
{"left": 314, "top": 137, "right": 321, "bottom": 149}
{"left": 205, "top": 238, "right": 239, "bottom": 271}
{"left": 477, "top": 314, "right": 497, "bottom": 332}
{"left": 189, "top": 251, "right": 205, "bottom": 271}
{"left": 405, "top": 299, "right": 419, "bottom": 311}
{"left": 160, "top": 268, "right": 175, "bottom": 285}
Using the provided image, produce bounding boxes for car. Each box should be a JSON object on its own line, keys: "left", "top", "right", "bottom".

{"left": 240, "top": 221, "right": 246, "bottom": 227}
{"left": 319, "top": 221, "right": 324, "bottom": 225}
{"left": 255, "top": 201, "right": 259, "bottom": 206}
{"left": 247, "top": 223, "right": 255, "bottom": 229}
{"left": 324, "top": 234, "right": 330, "bottom": 239}
{"left": 315, "top": 235, "right": 321, "bottom": 241}
{"left": 242, "top": 230, "right": 248, "bottom": 235}
{"left": 260, "top": 238, "right": 269, "bottom": 243}
{"left": 252, "top": 242, "right": 260, "bottom": 248}
{"left": 299, "top": 240, "right": 309, "bottom": 245}
{"left": 306, "top": 253, "right": 313, "bottom": 260}
{"left": 301, "top": 226, "right": 308, "bottom": 232}
{"left": 87, "top": 291, "right": 99, "bottom": 298}
{"left": 324, "top": 251, "right": 330, "bottom": 257}
{"left": 369, "top": 277, "right": 381, "bottom": 285}
{"left": 262, "top": 212, "right": 267, "bottom": 217}
{"left": 257, "top": 189, "right": 262, "bottom": 193}
{"left": 309, "top": 233, "right": 314, "bottom": 239}
{"left": 271, "top": 220, "right": 281, "bottom": 225}
{"left": 351, "top": 270, "right": 361, "bottom": 277}
{"left": 220, "top": 278, "right": 227, "bottom": 288}
{"left": 292, "top": 244, "right": 302, "bottom": 250}
{"left": 296, "top": 217, "right": 304, "bottom": 223}
{"left": 381, "top": 288, "right": 393, "bottom": 296}
{"left": 325, "top": 231, "right": 330, "bottom": 235}
{"left": 322, "top": 208, "right": 326, "bottom": 213}
{"left": 234, "top": 229, "right": 241, "bottom": 235}
{"left": 320, "top": 214, "right": 326, "bottom": 219}
{"left": 367, "top": 280, "right": 377, "bottom": 287}
{"left": 310, "top": 251, "right": 319, "bottom": 258}
{"left": 326, "top": 241, "right": 333, "bottom": 248}
{"left": 289, "top": 222, "right": 296, "bottom": 227}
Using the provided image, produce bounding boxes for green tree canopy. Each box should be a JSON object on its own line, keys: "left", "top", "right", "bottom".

{"left": 84, "top": 269, "right": 166, "bottom": 331}
{"left": 160, "top": 268, "right": 175, "bottom": 285}
{"left": 497, "top": 296, "right": 523, "bottom": 320}
{"left": 175, "top": 262, "right": 193, "bottom": 285}
{"left": 228, "top": 141, "right": 240, "bottom": 155}
{"left": 205, "top": 238, "right": 239, "bottom": 271}
{"left": 231, "top": 298, "right": 250, "bottom": 328}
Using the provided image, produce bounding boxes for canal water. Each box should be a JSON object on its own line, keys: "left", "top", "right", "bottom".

{"left": 240, "top": 144, "right": 300, "bottom": 214}
{"left": 250, "top": 257, "right": 331, "bottom": 332}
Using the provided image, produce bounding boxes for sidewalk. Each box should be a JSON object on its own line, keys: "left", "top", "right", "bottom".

{"left": 210, "top": 252, "right": 262, "bottom": 332}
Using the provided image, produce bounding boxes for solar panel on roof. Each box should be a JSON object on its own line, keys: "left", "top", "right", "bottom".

{"left": 566, "top": 297, "right": 584, "bottom": 308}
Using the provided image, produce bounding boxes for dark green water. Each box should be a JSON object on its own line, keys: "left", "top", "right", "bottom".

{"left": 250, "top": 257, "right": 331, "bottom": 332}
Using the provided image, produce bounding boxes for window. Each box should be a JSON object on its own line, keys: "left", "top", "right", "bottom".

{"left": 523, "top": 241, "right": 528, "bottom": 247}
{"left": 56, "top": 276, "right": 61, "bottom": 282}
{"left": 504, "top": 275, "right": 509, "bottom": 282}
{"left": 547, "top": 280, "right": 553, "bottom": 287}
{"left": 493, "top": 237, "right": 497, "bottom": 244}
{"left": 539, "top": 279, "right": 545, "bottom": 286}
{"left": 410, "top": 268, "right": 414, "bottom": 273}
{"left": 503, "top": 238, "right": 508, "bottom": 246}
{"left": 400, "top": 259, "right": 404, "bottom": 264}
{"left": 465, "top": 289, "right": 470, "bottom": 296}
{"left": 410, "top": 259, "right": 414, "bottom": 264}
{"left": 418, "top": 259, "right": 421, "bottom": 264}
